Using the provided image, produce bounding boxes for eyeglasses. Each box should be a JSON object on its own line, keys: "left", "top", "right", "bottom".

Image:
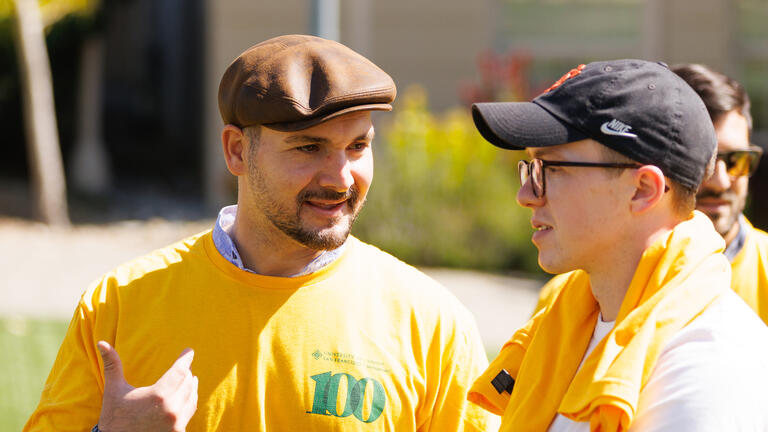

{"left": 518, "top": 158, "right": 642, "bottom": 198}
{"left": 716, "top": 146, "right": 763, "bottom": 178}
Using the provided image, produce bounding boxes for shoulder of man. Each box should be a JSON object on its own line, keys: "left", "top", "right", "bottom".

{"left": 746, "top": 221, "right": 768, "bottom": 245}
{"left": 347, "top": 237, "right": 478, "bottom": 323}
{"left": 80, "top": 230, "right": 211, "bottom": 307}
{"left": 737, "top": 217, "right": 768, "bottom": 259}
{"left": 631, "top": 290, "right": 768, "bottom": 430}
{"left": 348, "top": 236, "right": 443, "bottom": 287}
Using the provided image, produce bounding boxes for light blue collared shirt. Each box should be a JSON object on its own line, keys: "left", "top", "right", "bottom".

{"left": 723, "top": 214, "right": 748, "bottom": 262}
{"left": 212, "top": 205, "right": 345, "bottom": 277}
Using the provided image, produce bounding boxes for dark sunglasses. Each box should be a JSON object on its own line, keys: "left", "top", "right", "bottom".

{"left": 518, "top": 159, "right": 642, "bottom": 198}
{"left": 716, "top": 146, "right": 763, "bottom": 178}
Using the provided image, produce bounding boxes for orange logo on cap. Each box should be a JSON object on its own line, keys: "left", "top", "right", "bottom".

{"left": 543, "top": 64, "right": 586, "bottom": 93}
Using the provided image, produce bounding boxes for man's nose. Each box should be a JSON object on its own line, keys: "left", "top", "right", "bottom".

{"left": 517, "top": 177, "right": 544, "bottom": 208}
{"left": 702, "top": 159, "right": 732, "bottom": 192}
{"left": 317, "top": 153, "right": 355, "bottom": 192}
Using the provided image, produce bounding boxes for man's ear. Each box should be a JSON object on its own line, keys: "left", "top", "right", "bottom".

{"left": 221, "top": 125, "right": 247, "bottom": 176}
{"left": 630, "top": 165, "right": 666, "bottom": 214}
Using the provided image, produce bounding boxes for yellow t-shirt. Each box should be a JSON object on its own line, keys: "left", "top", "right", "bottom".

{"left": 730, "top": 217, "right": 768, "bottom": 324}
{"left": 25, "top": 232, "right": 491, "bottom": 431}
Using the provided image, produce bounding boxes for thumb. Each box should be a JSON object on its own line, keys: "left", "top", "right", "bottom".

{"left": 97, "top": 341, "right": 126, "bottom": 389}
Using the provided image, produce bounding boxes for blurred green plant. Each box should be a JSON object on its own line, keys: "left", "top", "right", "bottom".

{"left": 354, "top": 87, "right": 542, "bottom": 273}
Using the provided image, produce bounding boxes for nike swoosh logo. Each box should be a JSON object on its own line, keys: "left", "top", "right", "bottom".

{"left": 600, "top": 122, "right": 638, "bottom": 138}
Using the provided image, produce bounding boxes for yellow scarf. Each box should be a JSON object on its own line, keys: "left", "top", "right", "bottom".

{"left": 469, "top": 211, "right": 730, "bottom": 431}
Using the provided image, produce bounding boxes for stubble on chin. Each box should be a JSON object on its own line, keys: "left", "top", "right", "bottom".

{"left": 710, "top": 211, "right": 740, "bottom": 239}
{"left": 281, "top": 186, "right": 364, "bottom": 251}
{"left": 696, "top": 186, "right": 745, "bottom": 238}
{"left": 248, "top": 161, "right": 366, "bottom": 250}
{"left": 295, "top": 215, "right": 354, "bottom": 250}
{"left": 697, "top": 197, "right": 742, "bottom": 239}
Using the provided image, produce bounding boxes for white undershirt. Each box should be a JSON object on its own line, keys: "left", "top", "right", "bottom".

{"left": 547, "top": 290, "right": 768, "bottom": 432}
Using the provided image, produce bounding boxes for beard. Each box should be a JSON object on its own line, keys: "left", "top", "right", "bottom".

{"left": 696, "top": 188, "right": 745, "bottom": 237}
{"left": 249, "top": 167, "right": 364, "bottom": 250}
{"left": 274, "top": 187, "right": 363, "bottom": 250}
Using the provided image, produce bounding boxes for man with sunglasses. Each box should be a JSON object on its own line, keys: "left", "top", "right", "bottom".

{"left": 673, "top": 64, "right": 768, "bottom": 324}
{"left": 467, "top": 60, "right": 768, "bottom": 431}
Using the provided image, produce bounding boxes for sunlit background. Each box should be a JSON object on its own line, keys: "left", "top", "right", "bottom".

{"left": 1, "top": 0, "right": 767, "bottom": 428}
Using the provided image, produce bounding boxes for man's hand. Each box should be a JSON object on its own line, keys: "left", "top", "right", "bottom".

{"left": 96, "top": 341, "right": 199, "bottom": 432}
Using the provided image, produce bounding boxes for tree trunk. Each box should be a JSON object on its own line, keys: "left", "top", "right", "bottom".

{"left": 71, "top": 35, "right": 111, "bottom": 196}
{"left": 12, "top": 0, "right": 70, "bottom": 226}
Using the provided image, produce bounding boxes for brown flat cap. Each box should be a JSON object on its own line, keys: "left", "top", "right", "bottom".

{"left": 218, "top": 34, "right": 397, "bottom": 131}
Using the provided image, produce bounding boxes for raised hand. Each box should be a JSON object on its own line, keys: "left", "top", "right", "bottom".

{"left": 96, "top": 341, "right": 199, "bottom": 432}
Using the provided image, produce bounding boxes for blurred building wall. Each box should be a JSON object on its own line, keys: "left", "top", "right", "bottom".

{"left": 193, "top": 0, "right": 764, "bottom": 212}
{"left": 4, "top": 0, "right": 765, "bottom": 223}
{"left": 644, "top": 0, "right": 738, "bottom": 75}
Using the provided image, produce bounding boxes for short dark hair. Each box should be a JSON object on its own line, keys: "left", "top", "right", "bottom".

{"left": 671, "top": 64, "right": 752, "bottom": 136}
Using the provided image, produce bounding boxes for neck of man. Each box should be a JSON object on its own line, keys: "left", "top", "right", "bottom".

{"left": 587, "top": 219, "right": 678, "bottom": 322}
{"left": 231, "top": 206, "right": 326, "bottom": 277}
{"left": 587, "top": 252, "right": 642, "bottom": 322}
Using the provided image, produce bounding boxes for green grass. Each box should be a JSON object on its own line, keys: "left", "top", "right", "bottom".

{"left": 0, "top": 317, "right": 68, "bottom": 431}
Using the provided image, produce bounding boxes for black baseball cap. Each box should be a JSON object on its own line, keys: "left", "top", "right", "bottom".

{"left": 472, "top": 59, "right": 717, "bottom": 190}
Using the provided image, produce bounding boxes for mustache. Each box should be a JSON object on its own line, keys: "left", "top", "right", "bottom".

{"left": 696, "top": 188, "right": 736, "bottom": 201}
{"left": 298, "top": 186, "right": 360, "bottom": 204}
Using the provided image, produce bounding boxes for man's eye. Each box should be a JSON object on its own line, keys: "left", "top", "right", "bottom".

{"left": 350, "top": 142, "right": 369, "bottom": 151}
{"left": 297, "top": 144, "right": 319, "bottom": 153}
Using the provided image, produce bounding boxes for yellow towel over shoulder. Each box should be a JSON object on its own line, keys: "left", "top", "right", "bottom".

{"left": 469, "top": 211, "right": 730, "bottom": 431}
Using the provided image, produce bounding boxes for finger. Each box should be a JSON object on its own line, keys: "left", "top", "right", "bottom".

{"left": 177, "top": 376, "right": 199, "bottom": 428}
{"left": 178, "top": 370, "right": 197, "bottom": 406}
{"left": 167, "top": 367, "right": 196, "bottom": 409}
{"left": 172, "top": 348, "right": 195, "bottom": 371}
{"left": 158, "top": 348, "right": 195, "bottom": 389}
{"left": 97, "top": 341, "right": 126, "bottom": 390}
{"left": 164, "top": 371, "right": 197, "bottom": 428}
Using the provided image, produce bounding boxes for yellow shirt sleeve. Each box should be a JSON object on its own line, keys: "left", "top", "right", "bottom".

{"left": 24, "top": 290, "right": 105, "bottom": 431}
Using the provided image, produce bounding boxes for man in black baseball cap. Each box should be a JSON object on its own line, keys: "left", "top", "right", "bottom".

{"left": 26, "top": 35, "right": 493, "bottom": 432}
{"left": 467, "top": 59, "right": 768, "bottom": 431}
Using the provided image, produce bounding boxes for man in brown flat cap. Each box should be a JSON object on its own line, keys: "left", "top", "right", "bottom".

{"left": 25, "top": 35, "right": 493, "bottom": 432}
